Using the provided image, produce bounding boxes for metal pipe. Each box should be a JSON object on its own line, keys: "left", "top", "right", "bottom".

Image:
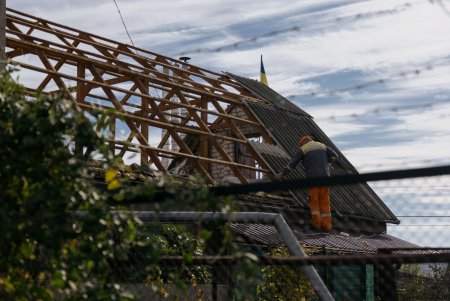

{"left": 0, "top": 0, "right": 5, "bottom": 69}
{"left": 157, "top": 252, "right": 450, "bottom": 266}
{"left": 273, "top": 213, "right": 334, "bottom": 301}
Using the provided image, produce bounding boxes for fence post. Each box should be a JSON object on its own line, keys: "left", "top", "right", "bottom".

{"left": 204, "top": 221, "right": 231, "bottom": 301}
{"left": 0, "top": 0, "right": 5, "bottom": 70}
{"left": 376, "top": 249, "right": 398, "bottom": 301}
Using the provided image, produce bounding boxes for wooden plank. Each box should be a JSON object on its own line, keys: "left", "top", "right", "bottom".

{"left": 14, "top": 61, "right": 259, "bottom": 134}
{"left": 133, "top": 78, "right": 214, "bottom": 183}
{"left": 10, "top": 54, "right": 260, "bottom": 126}
{"left": 6, "top": 24, "right": 249, "bottom": 103}
{"left": 109, "top": 139, "right": 270, "bottom": 173}
{"left": 87, "top": 64, "right": 167, "bottom": 172}
{"left": 140, "top": 80, "right": 149, "bottom": 165}
{"left": 36, "top": 50, "right": 74, "bottom": 100}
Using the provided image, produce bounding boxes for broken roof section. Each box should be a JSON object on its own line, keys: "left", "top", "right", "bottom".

{"left": 5, "top": 8, "right": 274, "bottom": 185}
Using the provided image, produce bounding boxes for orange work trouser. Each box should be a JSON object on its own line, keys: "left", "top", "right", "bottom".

{"left": 307, "top": 186, "right": 332, "bottom": 231}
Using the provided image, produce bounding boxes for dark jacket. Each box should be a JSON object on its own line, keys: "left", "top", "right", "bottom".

{"left": 282, "top": 141, "right": 338, "bottom": 178}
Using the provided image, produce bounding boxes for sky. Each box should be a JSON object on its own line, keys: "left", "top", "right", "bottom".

{"left": 7, "top": 0, "right": 450, "bottom": 247}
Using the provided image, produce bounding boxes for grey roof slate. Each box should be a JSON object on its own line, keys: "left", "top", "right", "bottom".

{"left": 226, "top": 72, "right": 311, "bottom": 117}
{"left": 246, "top": 101, "right": 398, "bottom": 222}
{"left": 225, "top": 75, "right": 399, "bottom": 223}
{"left": 231, "top": 223, "right": 418, "bottom": 254}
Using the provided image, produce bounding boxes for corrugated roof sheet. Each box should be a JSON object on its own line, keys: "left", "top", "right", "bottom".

{"left": 231, "top": 223, "right": 418, "bottom": 254}
{"left": 246, "top": 100, "right": 398, "bottom": 223}
{"left": 226, "top": 72, "right": 311, "bottom": 117}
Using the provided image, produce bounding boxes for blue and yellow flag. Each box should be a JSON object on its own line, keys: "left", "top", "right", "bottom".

{"left": 260, "top": 55, "right": 268, "bottom": 86}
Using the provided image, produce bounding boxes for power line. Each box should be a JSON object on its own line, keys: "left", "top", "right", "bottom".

{"left": 397, "top": 216, "right": 450, "bottom": 218}
{"left": 300, "top": 63, "right": 437, "bottom": 99}
{"left": 175, "top": 0, "right": 445, "bottom": 101}
{"left": 354, "top": 159, "right": 450, "bottom": 171}
{"left": 112, "top": 0, "right": 136, "bottom": 50}
{"left": 178, "top": 1, "right": 426, "bottom": 56}
{"left": 112, "top": 0, "right": 165, "bottom": 98}
{"left": 392, "top": 224, "right": 450, "bottom": 227}
{"left": 315, "top": 95, "right": 450, "bottom": 122}
{"left": 434, "top": 0, "right": 450, "bottom": 15}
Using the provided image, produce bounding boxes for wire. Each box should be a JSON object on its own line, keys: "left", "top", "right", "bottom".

{"left": 177, "top": 0, "right": 427, "bottom": 56}
{"left": 354, "top": 158, "right": 450, "bottom": 171}
{"left": 112, "top": 0, "right": 162, "bottom": 98}
{"left": 315, "top": 96, "right": 450, "bottom": 122}
{"left": 391, "top": 224, "right": 450, "bottom": 226}
{"left": 175, "top": 0, "right": 446, "bottom": 102}
{"left": 300, "top": 64, "right": 436, "bottom": 99}
{"left": 434, "top": 0, "right": 450, "bottom": 15}
{"left": 112, "top": 0, "right": 137, "bottom": 50}
{"left": 397, "top": 216, "right": 450, "bottom": 218}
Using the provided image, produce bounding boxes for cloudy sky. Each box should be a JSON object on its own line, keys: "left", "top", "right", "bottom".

{"left": 8, "top": 0, "right": 450, "bottom": 246}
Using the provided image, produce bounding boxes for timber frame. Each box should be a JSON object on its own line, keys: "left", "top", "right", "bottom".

{"left": 5, "top": 8, "right": 274, "bottom": 184}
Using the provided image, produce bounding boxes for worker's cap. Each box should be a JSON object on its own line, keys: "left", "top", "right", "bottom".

{"left": 299, "top": 135, "right": 312, "bottom": 145}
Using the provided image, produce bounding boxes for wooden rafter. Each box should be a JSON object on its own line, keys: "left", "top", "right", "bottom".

{"left": 5, "top": 7, "right": 277, "bottom": 184}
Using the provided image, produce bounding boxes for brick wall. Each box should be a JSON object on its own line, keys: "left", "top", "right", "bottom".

{"left": 210, "top": 106, "right": 260, "bottom": 182}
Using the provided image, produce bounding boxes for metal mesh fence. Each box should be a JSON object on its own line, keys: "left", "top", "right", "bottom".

{"left": 103, "top": 168, "right": 450, "bottom": 301}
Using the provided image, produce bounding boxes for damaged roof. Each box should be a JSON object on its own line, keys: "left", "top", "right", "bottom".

{"left": 227, "top": 73, "right": 398, "bottom": 224}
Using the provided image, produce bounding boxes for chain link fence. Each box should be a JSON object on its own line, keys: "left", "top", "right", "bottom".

{"left": 102, "top": 168, "right": 450, "bottom": 301}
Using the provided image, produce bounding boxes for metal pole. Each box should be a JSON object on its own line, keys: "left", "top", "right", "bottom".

{"left": 0, "top": 0, "right": 6, "bottom": 70}
{"left": 101, "top": 211, "right": 335, "bottom": 301}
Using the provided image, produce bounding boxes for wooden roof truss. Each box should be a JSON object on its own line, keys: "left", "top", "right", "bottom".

{"left": 5, "top": 8, "right": 274, "bottom": 184}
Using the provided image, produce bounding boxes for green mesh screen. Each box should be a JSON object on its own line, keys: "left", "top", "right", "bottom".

{"left": 332, "top": 264, "right": 367, "bottom": 301}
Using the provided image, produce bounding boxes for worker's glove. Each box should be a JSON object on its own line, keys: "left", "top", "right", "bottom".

{"left": 330, "top": 161, "right": 342, "bottom": 170}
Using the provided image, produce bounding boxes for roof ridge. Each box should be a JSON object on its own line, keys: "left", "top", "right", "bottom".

{"left": 225, "top": 72, "right": 312, "bottom": 118}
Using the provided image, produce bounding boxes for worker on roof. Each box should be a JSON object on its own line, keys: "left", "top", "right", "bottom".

{"left": 276, "top": 135, "right": 338, "bottom": 232}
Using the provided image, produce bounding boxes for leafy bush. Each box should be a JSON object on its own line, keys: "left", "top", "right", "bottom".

{"left": 256, "top": 246, "right": 316, "bottom": 301}
{"left": 0, "top": 67, "right": 138, "bottom": 300}
{"left": 0, "top": 66, "right": 257, "bottom": 301}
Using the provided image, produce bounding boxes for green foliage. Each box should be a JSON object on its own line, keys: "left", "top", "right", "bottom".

{"left": 256, "top": 246, "right": 316, "bottom": 301}
{"left": 140, "top": 224, "right": 211, "bottom": 299}
{"left": 0, "top": 68, "right": 137, "bottom": 300}
{"left": 397, "top": 264, "right": 426, "bottom": 301}
{"left": 424, "top": 263, "right": 450, "bottom": 300}
{"left": 0, "top": 67, "right": 260, "bottom": 301}
{"left": 398, "top": 263, "right": 450, "bottom": 301}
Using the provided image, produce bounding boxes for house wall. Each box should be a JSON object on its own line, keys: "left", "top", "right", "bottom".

{"left": 210, "top": 106, "right": 260, "bottom": 182}
{"left": 210, "top": 128, "right": 235, "bottom": 180}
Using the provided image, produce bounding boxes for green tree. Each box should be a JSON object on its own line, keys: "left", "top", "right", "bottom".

{"left": 0, "top": 67, "right": 138, "bottom": 300}
{"left": 397, "top": 264, "right": 426, "bottom": 301}
{"left": 422, "top": 263, "right": 450, "bottom": 300}
{"left": 398, "top": 263, "right": 450, "bottom": 301}
{"left": 256, "top": 246, "right": 316, "bottom": 301}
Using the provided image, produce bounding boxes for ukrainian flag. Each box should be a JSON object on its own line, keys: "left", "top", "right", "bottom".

{"left": 260, "top": 55, "right": 268, "bottom": 86}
